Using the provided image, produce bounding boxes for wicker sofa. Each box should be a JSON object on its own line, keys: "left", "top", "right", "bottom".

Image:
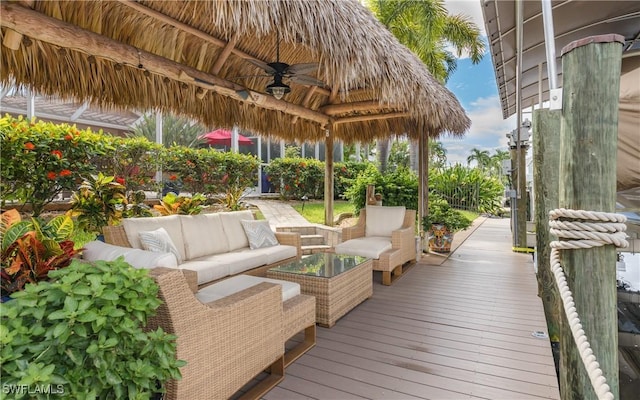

{"left": 148, "top": 267, "right": 315, "bottom": 400}
{"left": 97, "top": 210, "right": 301, "bottom": 288}
{"left": 334, "top": 206, "right": 416, "bottom": 285}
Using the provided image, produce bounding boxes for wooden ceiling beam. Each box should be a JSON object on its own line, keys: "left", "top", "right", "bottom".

{"left": 332, "top": 112, "right": 410, "bottom": 125}
{"left": 211, "top": 34, "right": 237, "bottom": 75}
{"left": 116, "top": 0, "right": 332, "bottom": 96}
{"left": 0, "top": 3, "right": 330, "bottom": 126}
{"left": 320, "top": 100, "right": 395, "bottom": 116}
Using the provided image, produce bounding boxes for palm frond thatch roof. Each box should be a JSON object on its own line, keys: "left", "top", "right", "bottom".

{"left": 0, "top": 0, "right": 470, "bottom": 143}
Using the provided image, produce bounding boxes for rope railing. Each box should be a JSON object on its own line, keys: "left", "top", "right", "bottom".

{"left": 549, "top": 208, "right": 628, "bottom": 400}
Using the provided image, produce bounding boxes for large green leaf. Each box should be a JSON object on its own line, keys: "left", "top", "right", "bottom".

{"left": 1, "top": 221, "right": 32, "bottom": 252}
{"left": 45, "top": 214, "right": 74, "bottom": 241}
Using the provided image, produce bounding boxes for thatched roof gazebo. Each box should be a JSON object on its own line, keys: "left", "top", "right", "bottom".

{"left": 1, "top": 0, "right": 470, "bottom": 224}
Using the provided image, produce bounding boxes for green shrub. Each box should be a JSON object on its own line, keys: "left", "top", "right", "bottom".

{"left": 97, "top": 136, "right": 164, "bottom": 192}
{"left": 429, "top": 164, "right": 504, "bottom": 215}
{"left": 334, "top": 161, "right": 369, "bottom": 200}
{"left": 344, "top": 165, "right": 419, "bottom": 212}
{"left": 162, "top": 147, "right": 258, "bottom": 196}
{"left": 70, "top": 173, "right": 127, "bottom": 236}
{"left": 265, "top": 157, "right": 324, "bottom": 200}
{"left": 0, "top": 116, "right": 112, "bottom": 216}
{"left": 0, "top": 259, "right": 185, "bottom": 399}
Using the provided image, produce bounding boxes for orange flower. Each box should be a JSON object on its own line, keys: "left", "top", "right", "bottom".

{"left": 24, "top": 142, "right": 35, "bottom": 150}
{"left": 169, "top": 174, "right": 178, "bottom": 181}
{"left": 59, "top": 169, "right": 72, "bottom": 177}
{"left": 51, "top": 150, "right": 63, "bottom": 159}
{"left": 47, "top": 171, "right": 57, "bottom": 180}
{"left": 64, "top": 134, "right": 73, "bottom": 141}
{"left": 115, "top": 177, "right": 126, "bottom": 185}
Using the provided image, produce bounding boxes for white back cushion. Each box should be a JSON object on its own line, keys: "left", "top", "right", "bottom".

{"left": 82, "top": 240, "right": 178, "bottom": 269}
{"left": 121, "top": 215, "right": 186, "bottom": 261}
{"left": 219, "top": 210, "right": 254, "bottom": 250}
{"left": 179, "top": 214, "right": 230, "bottom": 259}
{"left": 365, "top": 206, "right": 406, "bottom": 237}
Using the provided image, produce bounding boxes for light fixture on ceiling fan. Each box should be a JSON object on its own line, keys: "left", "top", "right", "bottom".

{"left": 243, "top": 30, "right": 323, "bottom": 100}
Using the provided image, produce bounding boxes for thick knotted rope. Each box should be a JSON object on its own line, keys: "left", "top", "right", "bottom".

{"left": 549, "top": 208, "right": 628, "bottom": 400}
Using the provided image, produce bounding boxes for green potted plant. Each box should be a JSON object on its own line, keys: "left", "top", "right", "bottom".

{"left": 1, "top": 209, "right": 78, "bottom": 298}
{"left": 70, "top": 173, "right": 127, "bottom": 238}
{"left": 0, "top": 258, "right": 185, "bottom": 398}
{"left": 422, "top": 199, "right": 472, "bottom": 253}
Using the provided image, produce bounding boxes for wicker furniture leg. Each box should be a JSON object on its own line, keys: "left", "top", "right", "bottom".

{"left": 239, "top": 356, "right": 284, "bottom": 400}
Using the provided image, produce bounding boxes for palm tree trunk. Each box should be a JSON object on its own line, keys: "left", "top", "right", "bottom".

{"left": 376, "top": 139, "right": 390, "bottom": 173}
{"left": 409, "top": 138, "right": 419, "bottom": 172}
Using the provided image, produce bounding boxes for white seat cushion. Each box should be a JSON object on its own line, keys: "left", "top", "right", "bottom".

{"left": 121, "top": 215, "right": 186, "bottom": 261}
{"left": 203, "top": 250, "right": 266, "bottom": 276}
{"left": 82, "top": 240, "right": 178, "bottom": 269}
{"left": 231, "top": 245, "right": 297, "bottom": 266}
{"left": 334, "top": 236, "right": 392, "bottom": 259}
{"left": 179, "top": 214, "right": 230, "bottom": 259}
{"left": 179, "top": 259, "right": 230, "bottom": 285}
{"left": 196, "top": 275, "right": 301, "bottom": 303}
{"left": 365, "top": 205, "right": 406, "bottom": 237}
{"left": 219, "top": 210, "right": 254, "bottom": 250}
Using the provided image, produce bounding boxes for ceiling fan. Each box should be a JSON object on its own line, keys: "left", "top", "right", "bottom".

{"left": 239, "top": 32, "right": 325, "bottom": 99}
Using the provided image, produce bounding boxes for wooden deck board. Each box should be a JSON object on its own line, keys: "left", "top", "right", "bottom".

{"left": 266, "top": 218, "right": 560, "bottom": 400}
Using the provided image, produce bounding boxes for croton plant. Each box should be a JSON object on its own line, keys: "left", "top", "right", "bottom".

{"left": 0, "top": 209, "right": 79, "bottom": 296}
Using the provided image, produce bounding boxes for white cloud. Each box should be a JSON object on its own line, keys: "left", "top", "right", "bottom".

{"left": 441, "top": 95, "right": 516, "bottom": 165}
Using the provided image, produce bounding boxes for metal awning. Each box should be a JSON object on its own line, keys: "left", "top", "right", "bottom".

{"left": 482, "top": 0, "right": 640, "bottom": 116}
{"left": 482, "top": 0, "right": 640, "bottom": 194}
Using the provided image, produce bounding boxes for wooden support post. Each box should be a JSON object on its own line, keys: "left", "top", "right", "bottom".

{"left": 558, "top": 35, "right": 624, "bottom": 400}
{"left": 532, "top": 109, "right": 562, "bottom": 343}
{"left": 419, "top": 132, "right": 429, "bottom": 252}
{"left": 324, "top": 127, "right": 334, "bottom": 226}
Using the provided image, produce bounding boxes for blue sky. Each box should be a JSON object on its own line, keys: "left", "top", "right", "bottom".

{"left": 440, "top": 0, "right": 517, "bottom": 165}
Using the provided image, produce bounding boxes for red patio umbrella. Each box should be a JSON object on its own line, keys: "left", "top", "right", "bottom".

{"left": 198, "top": 129, "right": 253, "bottom": 146}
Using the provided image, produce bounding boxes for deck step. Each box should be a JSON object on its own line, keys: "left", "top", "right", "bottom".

{"left": 301, "top": 245, "right": 332, "bottom": 255}
{"left": 301, "top": 234, "right": 325, "bottom": 246}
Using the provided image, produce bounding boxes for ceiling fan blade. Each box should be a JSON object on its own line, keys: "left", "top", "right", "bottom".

{"left": 247, "top": 58, "right": 276, "bottom": 74}
{"left": 288, "top": 74, "right": 325, "bottom": 87}
{"left": 230, "top": 74, "right": 273, "bottom": 80}
{"left": 287, "top": 63, "right": 319, "bottom": 75}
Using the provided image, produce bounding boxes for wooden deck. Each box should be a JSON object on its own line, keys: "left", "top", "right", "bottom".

{"left": 264, "top": 218, "right": 560, "bottom": 400}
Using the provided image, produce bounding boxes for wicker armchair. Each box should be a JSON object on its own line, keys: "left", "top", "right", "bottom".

{"left": 337, "top": 208, "right": 416, "bottom": 285}
{"left": 147, "top": 268, "right": 285, "bottom": 400}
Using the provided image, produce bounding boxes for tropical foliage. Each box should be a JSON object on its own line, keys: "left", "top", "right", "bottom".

{"left": 1, "top": 259, "right": 185, "bottom": 398}
{"left": 366, "top": 0, "right": 485, "bottom": 172}
{"left": 1, "top": 210, "right": 78, "bottom": 296}
{"left": 429, "top": 164, "right": 504, "bottom": 214}
{"left": 343, "top": 164, "right": 419, "bottom": 212}
{"left": 70, "top": 173, "right": 127, "bottom": 235}
{"left": 154, "top": 193, "right": 207, "bottom": 216}
{"left": 0, "top": 116, "right": 112, "bottom": 216}
{"left": 265, "top": 157, "right": 325, "bottom": 200}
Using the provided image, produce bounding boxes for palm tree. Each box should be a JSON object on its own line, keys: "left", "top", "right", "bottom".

{"left": 130, "top": 113, "right": 207, "bottom": 148}
{"left": 366, "top": 0, "right": 485, "bottom": 172}
{"left": 488, "top": 149, "right": 510, "bottom": 180}
{"left": 466, "top": 148, "right": 491, "bottom": 170}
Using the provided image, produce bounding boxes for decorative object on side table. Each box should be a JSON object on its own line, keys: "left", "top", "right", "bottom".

{"left": 422, "top": 199, "right": 472, "bottom": 253}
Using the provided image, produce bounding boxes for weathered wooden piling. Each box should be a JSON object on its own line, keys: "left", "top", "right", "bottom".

{"left": 558, "top": 34, "right": 624, "bottom": 400}
{"left": 533, "top": 109, "right": 562, "bottom": 343}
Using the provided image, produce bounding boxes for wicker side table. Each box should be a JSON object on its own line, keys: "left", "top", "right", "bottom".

{"left": 267, "top": 254, "right": 373, "bottom": 328}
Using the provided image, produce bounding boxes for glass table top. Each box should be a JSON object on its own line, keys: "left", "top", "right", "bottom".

{"left": 269, "top": 253, "right": 369, "bottom": 278}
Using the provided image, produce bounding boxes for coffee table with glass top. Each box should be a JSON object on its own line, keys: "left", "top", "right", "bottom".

{"left": 267, "top": 253, "right": 373, "bottom": 328}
